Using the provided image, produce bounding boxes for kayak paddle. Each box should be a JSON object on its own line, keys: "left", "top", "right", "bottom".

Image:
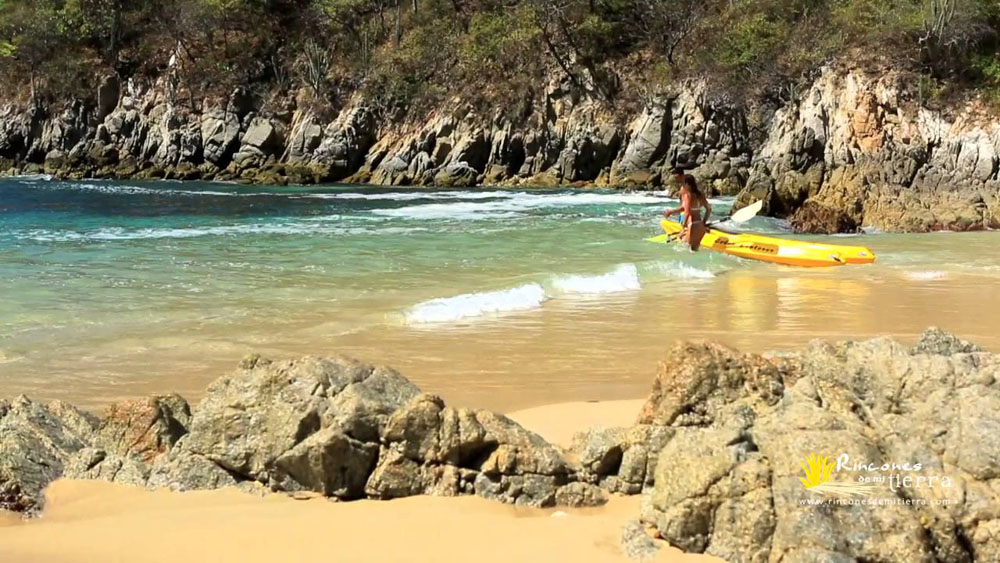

{"left": 719, "top": 200, "right": 764, "bottom": 226}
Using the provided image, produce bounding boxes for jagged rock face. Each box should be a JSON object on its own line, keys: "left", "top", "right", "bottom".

{"left": 366, "top": 393, "right": 572, "bottom": 506}
{"left": 0, "top": 397, "right": 97, "bottom": 512}
{"left": 92, "top": 394, "right": 190, "bottom": 463}
{"left": 5, "top": 328, "right": 1000, "bottom": 562}
{"left": 631, "top": 328, "right": 1000, "bottom": 562}
{"left": 160, "top": 355, "right": 420, "bottom": 496}
{"left": 0, "top": 353, "right": 592, "bottom": 511}
{"left": 4, "top": 68, "right": 997, "bottom": 232}
{"left": 736, "top": 69, "right": 1000, "bottom": 232}
{"left": 0, "top": 77, "right": 749, "bottom": 196}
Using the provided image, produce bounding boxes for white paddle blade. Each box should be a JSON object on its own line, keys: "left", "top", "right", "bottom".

{"left": 729, "top": 200, "right": 763, "bottom": 224}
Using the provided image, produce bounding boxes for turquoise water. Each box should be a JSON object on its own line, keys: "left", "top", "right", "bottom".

{"left": 2, "top": 177, "right": 999, "bottom": 410}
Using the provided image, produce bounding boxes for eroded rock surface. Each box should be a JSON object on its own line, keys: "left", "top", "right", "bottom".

{"left": 620, "top": 328, "right": 1000, "bottom": 562}
{"left": 5, "top": 328, "right": 1000, "bottom": 563}
{"left": 0, "top": 397, "right": 96, "bottom": 512}
{"left": 2, "top": 353, "right": 585, "bottom": 510}
{"left": 3, "top": 67, "right": 997, "bottom": 232}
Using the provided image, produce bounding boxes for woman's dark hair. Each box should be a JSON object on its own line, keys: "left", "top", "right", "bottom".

{"left": 683, "top": 174, "right": 706, "bottom": 201}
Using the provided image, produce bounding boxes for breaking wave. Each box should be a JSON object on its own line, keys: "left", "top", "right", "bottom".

{"left": 904, "top": 270, "right": 949, "bottom": 281}
{"left": 372, "top": 191, "right": 690, "bottom": 220}
{"left": 405, "top": 283, "right": 548, "bottom": 323}
{"left": 645, "top": 261, "right": 718, "bottom": 280}
{"left": 549, "top": 264, "right": 642, "bottom": 295}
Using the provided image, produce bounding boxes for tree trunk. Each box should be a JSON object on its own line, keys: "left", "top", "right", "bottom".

{"left": 110, "top": 0, "right": 122, "bottom": 69}
{"left": 395, "top": 0, "right": 402, "bottom": 47}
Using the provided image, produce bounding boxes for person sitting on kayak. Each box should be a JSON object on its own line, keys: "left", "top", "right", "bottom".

{"left": 663, "top": 170, "right": 712, "bottom": 251}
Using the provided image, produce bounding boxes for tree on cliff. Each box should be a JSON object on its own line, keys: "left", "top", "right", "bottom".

{"left": 0, "top": 0, "right": 998, "bottom": 111}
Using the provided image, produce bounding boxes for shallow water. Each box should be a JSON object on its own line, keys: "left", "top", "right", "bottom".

{"left": 2, "top": 177, "right": 998, "bottom": 411}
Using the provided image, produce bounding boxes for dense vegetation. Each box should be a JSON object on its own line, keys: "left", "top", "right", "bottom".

{"left": 1, "top": 0, "right": 999, "bottom": 115}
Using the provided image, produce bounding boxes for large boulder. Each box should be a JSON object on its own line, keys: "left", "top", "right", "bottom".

{"left": 93, "top": 394, "right": 190, "bottom": 462}
{"left": 637, "top": 342, "right": 786, "bottom": 427}
{"left": 0, "top": 352, "right": 601, "bottom": 510}
{"left": 63, "top": 447, "right": 149, "bottom": 487}
{"left": 0, "top": 397, "right": 96, "bottom": 512}
{"left": 433, "top": 161, "right": 480, "bottom": 187}
{"left": 200, "top": 108, "right": 241, "bottom": 166}
{"left": 168, "top": 354, "right": 420, "bottom": 496}
{"left": 366, "top": 393, "right": 573, "bottom": 507}
{"left": 638, "top": 328, "right": 1000, "bottom": 562}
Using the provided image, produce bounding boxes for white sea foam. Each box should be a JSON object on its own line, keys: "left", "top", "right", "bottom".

{"left": 11, "top": 174, "right": 54, "bottom": 181}
{"left": 305, "top": 190, "right": 513, "bottom": 201}
{"left": 647, "top": 261, "right": 718, "bottom": 280}
{"left": 549, "top": 264, "right": 642, "bottom": 295}
{"left": 405, "top": 283, "right": 548, "bottom": 323}
{"left": 9, "top": 222, "right": 431, "bottom": 242}
{"left": 904, "top": 270, "right": 949, "bottom": 281}
{"left": 56, "top": 182, "right": 241, "bottom": 197}
{"left": 372, "top": 191, "right": 684, "bottom": 220}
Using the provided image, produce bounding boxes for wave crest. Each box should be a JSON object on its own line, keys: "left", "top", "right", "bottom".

{"left": 405, "top": 283, "right": 548, "bottom": 324}
{"left": 549, "top": 264, "right": 642, "bottom": 295}
{"left": 646, "top": 261, "right": 718, "bottom": 280}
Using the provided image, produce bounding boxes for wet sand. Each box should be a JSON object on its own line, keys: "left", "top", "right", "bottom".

{"left": 5, "top": 265, "right": 1000, "bottom": 413}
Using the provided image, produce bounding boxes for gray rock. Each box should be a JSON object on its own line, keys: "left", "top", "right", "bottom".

{"left": 621, "top": 519, "right": 661, "bottom": 561}
{"left": 272, "top": 426, "right": 379, "bottom": 499}
{"left": 913, "top": 326, "right": 983, "bottom": 356}
{"left": 368, "top": 393, "right": 570, "bottom": 506}
{"left": 146, "top": 439, "right": 238, "bottom": 491}
{"left": 554, "top": 482, "right": 608, "bottom": 507}
{"left": 93, "top": 394, "right": 189, "bottom": 463}
{"left": 63, "top": 447, "right": 149, "bottom": 486}
{"left": 571, "top": 427, "right": 625, "bottom": 482}
{"left": 239, "top": 117, "right": 279, "bottom": 154}
{"left": 97, "top": 75, "right": 120, "bottom": 120}
{"left": 179, "top": 354, "right": 417, "bottom": 489}
{"left": 286, "top": 113, "right": 323, "bottom": 162}
{"left": 200, "top": 109, "right": 240, "bottom": 166}
{"left": 639, "top": 328, "right": 1000, "bottom": 562}
{"left": 364, "top": 448, "right": 426, "bottom": 499}
{"left": 611, "top": 104, "right": 670, "bottom": 184}
{"left": 0, "top": 396, "right": 94, "bottom": 512}
{"left": 637, "top": 341, "right": 784, "bottom": 427}
{"left": 433, "top": 161, "right": 479, "bottom": 187}
{"left": 473, "top": 472, "right": 560, "bottom": 507}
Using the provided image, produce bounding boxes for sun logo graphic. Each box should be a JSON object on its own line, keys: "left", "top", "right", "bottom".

{"left": 800, "top": 453, "right": 835, "bottom": 489}
{"left": 799, "top": 453, "right": 873, "bottom": 497}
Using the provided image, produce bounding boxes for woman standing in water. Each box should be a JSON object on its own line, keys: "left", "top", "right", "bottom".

{"left": 663, "top": 169, "right": 712, "bottom": 251}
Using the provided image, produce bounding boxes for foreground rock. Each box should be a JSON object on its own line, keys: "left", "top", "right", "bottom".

{"left": 4, "top": 327, "right": 999, "bottom": 562}
{"left": 0, "top": 353, "right": 591, "bottom": 512}
{"left": 572, "top": 328, "right": 999, "bottom": 562}
{"left": 0, "top": 398, "right": 96, "bottom": 512}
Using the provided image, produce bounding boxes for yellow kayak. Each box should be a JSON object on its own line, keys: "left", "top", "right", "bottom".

{"left": 650, "top": 220, "right": 876, "bottom": 267}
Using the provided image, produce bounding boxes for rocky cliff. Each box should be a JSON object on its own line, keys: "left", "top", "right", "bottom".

{"left": 1, "top": 68, "right": 998, "bottom": 233}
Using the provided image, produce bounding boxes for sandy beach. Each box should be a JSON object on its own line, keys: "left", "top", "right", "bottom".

{"left": 0, "top": 399, "right": 716, "bottom": 563}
